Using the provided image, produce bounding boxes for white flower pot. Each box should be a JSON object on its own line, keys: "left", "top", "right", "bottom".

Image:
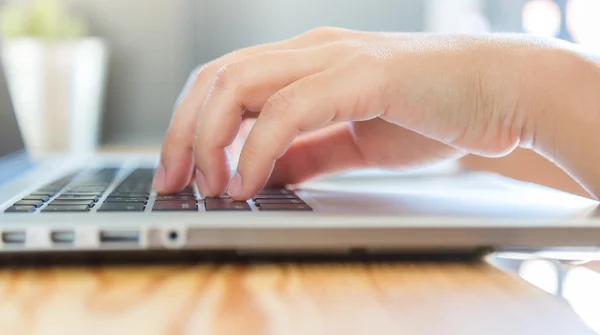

{"left": 1, "top": 37, "right": 109, "bottom": 157}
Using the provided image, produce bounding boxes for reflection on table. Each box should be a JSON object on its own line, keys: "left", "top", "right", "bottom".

{"left": 492, "top": 252, "right": 600, "bottom": 333}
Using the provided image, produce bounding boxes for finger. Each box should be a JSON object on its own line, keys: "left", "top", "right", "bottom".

{"left": 153, "top": 51, "right": 281, "bottom": 194}
{"left": 269, "top": 119, "right": 467, "bottom": 187}
{"left": 155, "top": 28, "right": 352, "bottom": 194}
{"left": 229, "top": 67, "right": 386, "bottom": 200}
{"left": 193, "top": 48, "right": 339, "bottom": 197}
{"left": 267, "top": 123, "right": 369, "bottom": 187}
{"left": 152, "top": 66, "right": 202, "bottom": 193}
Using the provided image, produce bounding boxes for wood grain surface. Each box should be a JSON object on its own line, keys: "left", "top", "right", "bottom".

{"left": 0, "top": 261, "right": 593, "bottom": 335}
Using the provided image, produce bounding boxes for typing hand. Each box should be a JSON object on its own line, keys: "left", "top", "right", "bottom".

{"left": 152, "top": 27, "right": 598, "bottom": 200}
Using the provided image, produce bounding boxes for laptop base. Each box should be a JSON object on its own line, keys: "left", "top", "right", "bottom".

{"left": 0, "top": 247, "right": 493, "bottom": 268}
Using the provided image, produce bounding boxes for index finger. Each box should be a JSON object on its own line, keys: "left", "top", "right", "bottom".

{"left": 192, "top": 49, "right": 332, "bottom": 196}
{"left": 155, "top": 41, "right": 308, "bottom": 194}
{"left": 155, "top": 28, "right": 354, "bottom": 194}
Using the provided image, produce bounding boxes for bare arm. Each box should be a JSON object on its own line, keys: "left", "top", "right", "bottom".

{"left": 464, "top": 44, "right": 600, "bottom": 200}
{"left": 460, "top": 149, "right": 591, "bottom": 198}
{"left": 153, "top": 30, "right": 600, "bottom": 201}
{"left": 524, "top": 45, "right": 600, "bottom": 199}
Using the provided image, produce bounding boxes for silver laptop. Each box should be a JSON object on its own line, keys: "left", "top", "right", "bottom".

{"left": 1, "top": 64, "right": 599, "bottom": 261}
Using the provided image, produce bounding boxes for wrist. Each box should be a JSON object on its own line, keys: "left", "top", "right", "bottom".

{"left": 529, "top": 46, "right": 600, "bottom": 198}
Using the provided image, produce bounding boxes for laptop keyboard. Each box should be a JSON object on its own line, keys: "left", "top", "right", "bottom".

{"left": 4, "top": 168, "right": 312, "bottom": 213}
{"left": 98, "top": 168, "right": 152, "bottom": 212}
{"left": 43, "top": 168, "right": 118, "bottom": 213}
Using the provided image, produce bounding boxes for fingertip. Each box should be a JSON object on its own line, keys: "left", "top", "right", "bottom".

{"left": 226, "top": 172, "right": 243, "bottom": 198}
{"left": 151, "top": 164, "right": 167, "bottom": 193}
{"left": 232, "top": 155, "right": 276, "bottom": 200}
{"left": 155, "top": 149, "right": 195, "bottom": 194}
{"left": 194, "top": 147, "right": 234, "bottom": 197}
{"left": 195, "top": 169, "right": 210, "bottom": 197}
{"left": 227, "top": 171, "right": 263, "bottom": 201}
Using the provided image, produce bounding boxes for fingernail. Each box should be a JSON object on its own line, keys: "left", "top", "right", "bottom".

{"left": 195, "top": 169, "right": 210, "bottom": 196}
{"left": 152, "top": 164, "right": 166, "bottom": 192}
{"left": 227, "top": 172, "right": 242, "bottom": 197}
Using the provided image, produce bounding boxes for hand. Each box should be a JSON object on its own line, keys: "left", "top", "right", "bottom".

{"left": 153, "top": 27, "right": 600, "bottom": 200}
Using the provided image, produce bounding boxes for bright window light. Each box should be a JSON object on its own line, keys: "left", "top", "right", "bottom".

{"left": 563, "top": 266, "right": 600, "bottom": 333}
{"left": 567, "top": 0, "right": 600, "bottom": 53}
{"left": 518, "top": 259, "right": 559, "bottom": 295}
{"left": 522, "top": 0, "right": 562, "bottom": 37}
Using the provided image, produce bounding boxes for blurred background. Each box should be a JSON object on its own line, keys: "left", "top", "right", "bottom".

{"left": 0, "top": 0, "right": 598, "bottom": 154}
{"left": 1, "top": 0, "right": 600, "bottom": 332}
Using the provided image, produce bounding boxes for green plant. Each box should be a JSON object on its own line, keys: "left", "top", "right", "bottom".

{"left": 0, "top": 0, "right": 87, "bottom": 39}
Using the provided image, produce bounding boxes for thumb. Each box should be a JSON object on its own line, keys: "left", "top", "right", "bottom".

{"left": 267, "top": 123, "right": 369, "bottom": 187}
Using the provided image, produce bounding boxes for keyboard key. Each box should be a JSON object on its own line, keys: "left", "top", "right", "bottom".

{"left": 205, "top": 198, "right": 251, "bottom": 211}
{"left": 69, "top": 186, "right": 107, "bottom": 191}
{"left": 17, "top": 172, "right": 78, "bottom": 204}
{"left": 257, "top": 203, "right": 312, "bottom": 211}
{"left": 5, "top": 206, "right": 36, "bottom": 213}
{"left": 42, "top": 205, "right": 90, "bottom": 213}
{"left": 255, "top": 198, "right": 306, "bottom": 205}
{"left": 153, "top": 200, "right": 197, "bottom": 211}
{"left": 108, "top": 169, "right": 153, "bottom": 198}
{"left": 22, "top": 195, "right": 51, "bottom": 202}
{"left": 14, "top": 200, "right": 44, "bottom": 207}
{"left": 253, "top": 194, "right": 300, "bottom": 200}
{"left": 156, "top": 195, "right": 195, "bottom": 201}
{"left": 56, "top": 195, "right": 98, "bottom": 201}
{"left": 55, "top": 169, "right": 117, "bottom": 201}
{"left": 105, "top": 197, "right": 147, "bottom": 203}
{"left": 35, "top": 186, "right": 61, "bottom": 192}
{"left": 109, "top": 192, "right": 149, "bottom": 198}
{"left": 113, "top": 192, "right": 148, "bottom": 196}
{"left": 49, "top": 200, "right": 95, "bottom": 206}
{"left": 68, "top": 191, "right": 105, "bottom": 196}
{"left": 29, "top": 192, "right": 55, "bottom": 197}
{"left": 178, "top": 187, "right": 195, "bottom": 195}
{"left": 61, "top": 192, "right": 103, "bottom": 197}
{"left": 258, "top": 188, "right": 293, "bottom": 196}
{"left": 98, "top": 202, "right": 145, "bottom": 212}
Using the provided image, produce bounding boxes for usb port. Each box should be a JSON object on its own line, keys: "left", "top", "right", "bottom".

{"left": 51, "top": 231, "right": 75, "bottom": 244}
{"left": 2, "top": 231, "right": 26, "bottom": 244}
{"left": 99, "top": 230, "right": 140, "bottom": 244}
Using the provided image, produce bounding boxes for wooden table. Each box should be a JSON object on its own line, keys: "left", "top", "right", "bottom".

{"left": 0, "top": 259, "right": 594, "bottom": 335}
{"left": 9, "top": 147, "right": 589, "bottom": 334}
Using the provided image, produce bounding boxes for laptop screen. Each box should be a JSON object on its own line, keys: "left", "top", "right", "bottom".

{"left": 0, "top": 62, "right": 31, "bottom": 185}
{"left": 0, "top": 66, "right": 25, "bottom": 159}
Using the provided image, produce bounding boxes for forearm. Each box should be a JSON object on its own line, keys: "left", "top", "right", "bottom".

{"left": 529, "top": 44, "right": 600, "bottom": 199}
{"left": 459, "top": 149, "right": 591, "bottom": 198}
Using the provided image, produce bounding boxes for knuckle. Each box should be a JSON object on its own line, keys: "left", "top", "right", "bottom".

{"left": 174, "top": 63, "right": 212, "bottom": 108}
{"left": 190, "top": 63, "right": 206, "bottom": 79}
{"left": 192, "top": 62, "right": 217, "bottom": 85}
{"left": 213, "top": 63, "right": 241, "bottom": 90}
{"left": 192, "top": 129, "right": 210, "bottom": 150}
{"left": 164, "top": 127, "right": 189, "bottom": 147}
{"left": 304, "top": 26, "right": 343, "bottom": 39}
{"left": 264, "top": 91, "right": 293, "bottom": 115}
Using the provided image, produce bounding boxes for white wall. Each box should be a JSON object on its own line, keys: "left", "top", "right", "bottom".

{"left": 425, "top": 0, "right": 485, "bottom": 32}
{"left": 194, "top": 0, "right": 424, "bottom": 62}
{"left": 67, "top": 0, "right": 195, "bottom": 145}
{"left": 69, "top": 0, "right": 426, "bottom": 145}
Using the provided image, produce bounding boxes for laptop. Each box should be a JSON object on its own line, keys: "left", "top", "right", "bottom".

{"left": 1, "top": 63, "right": 600, "bottom": 263}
